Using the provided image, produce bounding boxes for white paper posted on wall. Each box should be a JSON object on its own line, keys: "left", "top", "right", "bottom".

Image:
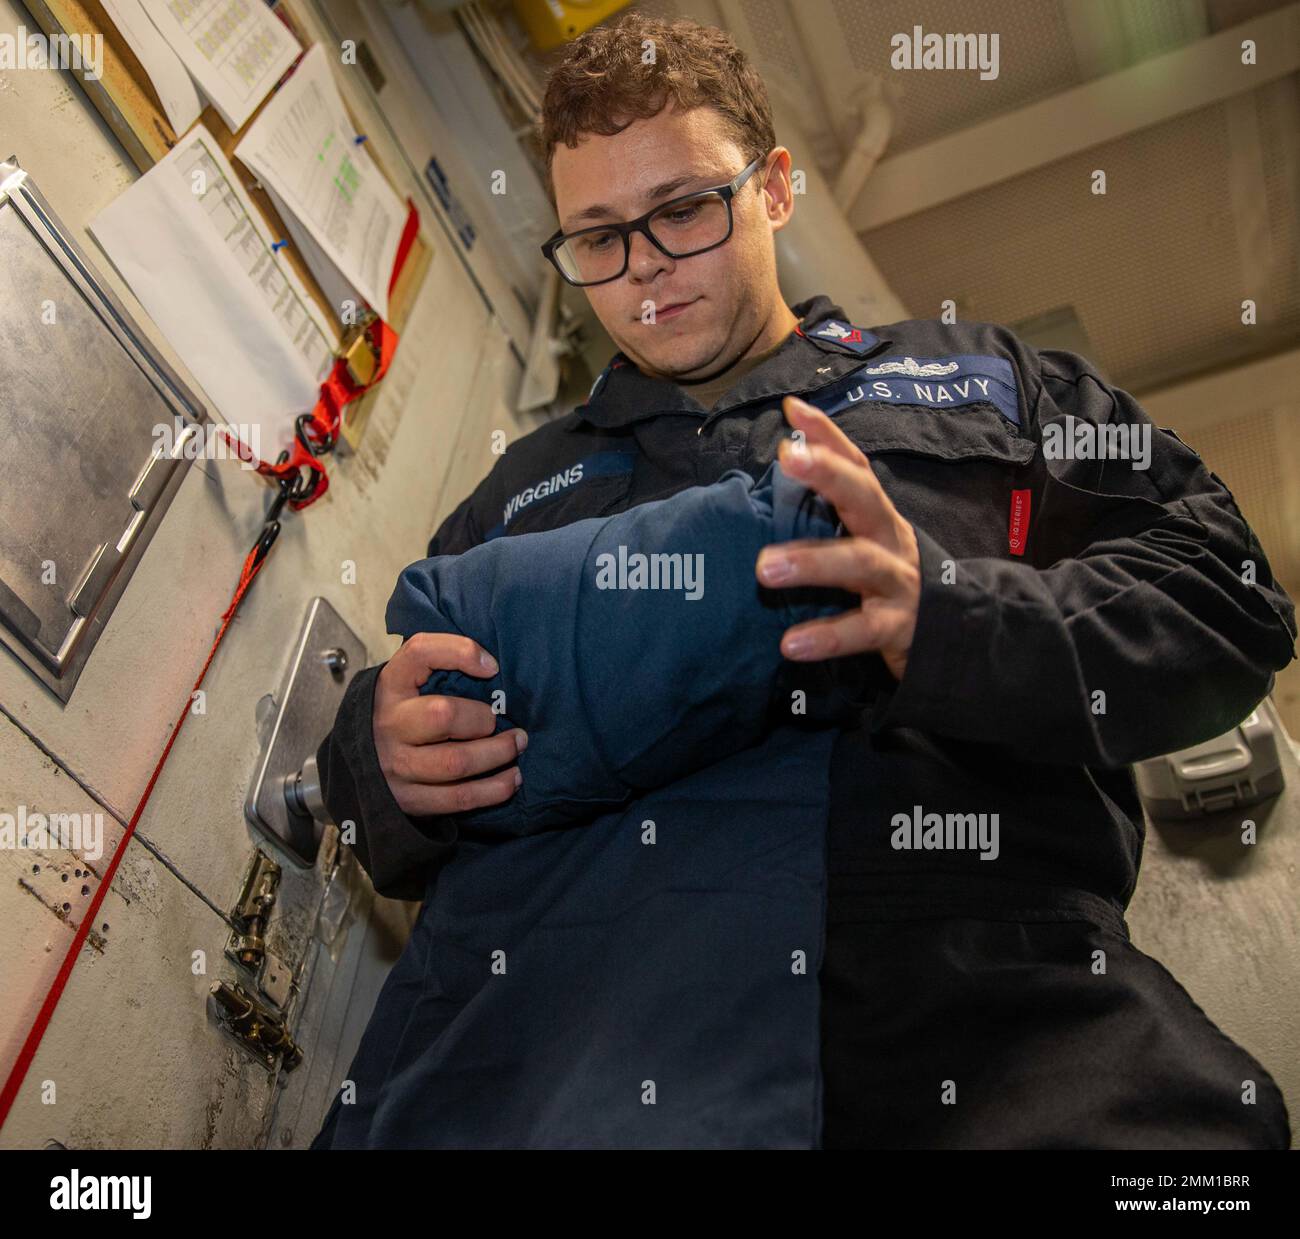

{"left": 234, "top": 43, "right": 406, "bottom": 321}
{"left": 89, "top": 124, "right": 339, "bottom": 458}
{"left": 138, "top": 0, "right": 301, "bottom": 133}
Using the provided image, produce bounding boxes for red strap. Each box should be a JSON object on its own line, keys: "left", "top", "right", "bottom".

{"left": 389, "top": 199, "right": 420, "bottom": 298}
{"left": 0, "top": 542, "right": 273, "bottom": 1130}
{"left": 233, "top": 315, "right": 402, "bottom": 511}
{"left": 304, "top": 317, "right": 401, "bottom": 447}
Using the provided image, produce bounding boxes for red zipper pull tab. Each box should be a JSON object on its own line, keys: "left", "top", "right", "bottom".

{"left": 1009, "top": 488, "right": 1031, "bottom": 556}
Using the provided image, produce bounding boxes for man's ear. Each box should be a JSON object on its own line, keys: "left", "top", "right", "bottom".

{"left": 763, "top": 148, "right": 795, "bottom": 229}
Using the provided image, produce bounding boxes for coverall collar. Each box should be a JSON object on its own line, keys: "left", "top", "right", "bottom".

{"left": 574, "top": 294, "right": 893, "bottom": 431}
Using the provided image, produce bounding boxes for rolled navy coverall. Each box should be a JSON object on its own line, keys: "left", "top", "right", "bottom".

{"left": 313, "top": 294, "right": 1297, "bottom": 1148}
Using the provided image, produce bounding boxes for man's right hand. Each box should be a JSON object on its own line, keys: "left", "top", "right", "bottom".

{"left": 373, "top": 633, "right": 526, "bottom": 817}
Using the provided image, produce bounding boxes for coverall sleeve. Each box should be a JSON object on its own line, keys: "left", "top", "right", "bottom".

{"left": 314, "top": 664, "right": 454, "bottom": 901}
{"left": 865, "top": 346, "right": 1297, "bottom": 768}
{"left": 313, "top": 467, "right": 501, "bottom": 900}
{"left": 385, "top": 462, "right": 861, "bottom": 838}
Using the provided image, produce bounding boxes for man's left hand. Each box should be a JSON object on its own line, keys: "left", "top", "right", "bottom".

{"left": 755, "top": 395, "right": 922, "bottom": 683}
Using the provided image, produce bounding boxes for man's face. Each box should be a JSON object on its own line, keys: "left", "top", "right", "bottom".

{"left": 551, "top": 103, "right": 793, "bottom": 382}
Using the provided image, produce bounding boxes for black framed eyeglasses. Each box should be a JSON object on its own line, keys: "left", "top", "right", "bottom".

{"left": 541, "top": 151, "right": 769, "bottom": 288}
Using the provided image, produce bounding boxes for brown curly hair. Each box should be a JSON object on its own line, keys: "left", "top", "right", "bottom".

{"left": 535, "top": 11, "right": 775, "bottom": 208}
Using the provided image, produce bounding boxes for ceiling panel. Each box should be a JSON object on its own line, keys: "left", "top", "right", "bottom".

{"left": 860, "top": 75, "right": 1300, "bottom": 392}
{"left": 827, "top": 0, "right": 1082, "bottom": 153}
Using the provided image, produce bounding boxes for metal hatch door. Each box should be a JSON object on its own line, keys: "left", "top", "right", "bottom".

{"left": 0, "top": 158, "right": 206, "bottom": 701}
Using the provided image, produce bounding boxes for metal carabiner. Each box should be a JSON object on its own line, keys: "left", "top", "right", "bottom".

{"left": 249, "top": 455, "right": 298, "bottom": 564}
{"left": 296, "top": 411, "right": 336, "bottom": 457}
{"left": 252, "top": 519, "right": 281, "bottom": 566}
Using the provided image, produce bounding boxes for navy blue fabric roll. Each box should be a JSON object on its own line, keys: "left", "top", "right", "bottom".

{"left": 385, "top": 460, "right": 862, "bottom": 836}
{"left": 323, "top": 461, "right": 863, "bottom": 1147}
